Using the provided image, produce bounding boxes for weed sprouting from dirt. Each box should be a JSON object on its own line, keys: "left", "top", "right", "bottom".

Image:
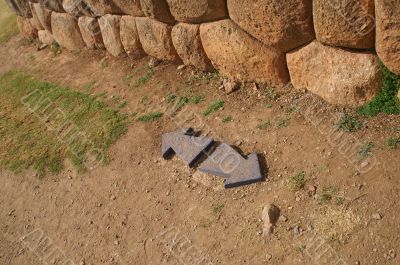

{"left": 203, "top": 100, "right": 224, "bottom": 116}
{"left": 318, "top": 186, "right": 341, "bottom": 205}
{"left": 275, "top": 117, "right": 290, "bottom": 129}
{"left": 212, "top": 203, "right": 225, "bottom": 215}
{"left": 288, "top": 171, "right": 306, "bottom": 191}
{"left": 336, "top": 113, "right": 362, "bottom": 132}
{"left": 358, "top": 63, "right": 400, "bottom": 116}
{"left": 140, "top": 96, "right": 149, "bottom": 105}
{"left": 0, "top": 70, "right": 130, "bottom": 177}
{"left": 222, "top": 115, "right": 233, "bottom": 123}
{"left": 51, "top": 41, "right": 62, "bottom": 55}
{"left": 138, "top": 112, "right": 163, "bottom": 122}
{"left": 358, "top": 142, "right": 374, "bottom": 160}
{"left": 132, "top": 66, "right": 154, "bottom": 88}
{"left": 257, "top": 120, "right": 271, "bottom": 129}
{"left": 385, "top": 137, "right": 400, "bottom": 149}
{"left": 190, "top": 95, "right": 204, "bottom": 104}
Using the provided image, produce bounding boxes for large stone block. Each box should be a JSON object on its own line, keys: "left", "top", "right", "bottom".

{"left": 39, "top": 0, "right": 64, "bottom": 13}
{"left": 227, "top": 0, "right": 314, "bottom": 53}
{"left": 140, "top": 0, "right": 175, "bottom": 24}
{"left": 84, "top": 0, "right": 121, "bottom": 16}
{"left": 120, "top": 16, "right": 145, "bottom": 58}
{"left": 31, "top": 3, "right": 52, "bottom": 32}
{"left": 166, "top": 0, "right": 227, "bottom": 23}
{"left": 136, "top": 17, "right": 180, "bottom": 62}
{"left": 38, "top": 30, "right": 55, "bottom": 45}
{"left": 376, "top": 0, "right": 400, "bottom": 75}
{"left": 200, "top": 19, "right": 289, "bottom": 86}
{"left": 172, "top": 23, "right": 213, "bottom": 71}
{"left": 62, "top": 0, "right": 95, "bottom": 17}
{"left": 113, "top": 0, "right": 144, "bottom": 16}
{"left": 287, "top": 41, "right": 381, "bottom": 107}
{"left": 51, "top": 12, "right": 85, "bottom": 50}
{"left": 30, "top": 3, "right": 44, "bottom": 30}
{"left": 17, "top": 16, "right": 37, "bottom": 38}
{"left": 98, "top": 15, "right": 125, "bottom": 57}
{"left": 78, "top": 17, "right": 104, "bottom": 49}
{"left": 6, "top": 0, "right": 32, "bottom": 18}
{"left": 313, "top": 0, "right": 375, "bottom": 49}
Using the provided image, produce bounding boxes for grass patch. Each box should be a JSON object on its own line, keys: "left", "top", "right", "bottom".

{"left": 336, "top": 113, "right": 362, "bottom": 132}
{"left": 0, "top": 70, "right": 130, "bottom": 177}
{"left": 50, "top": 41, "right": 62, "bottom": 56}
{"left": 288, "top": 171, "right": 306, "bottom": 191}
{"left": 190, "top": 95, "right": 204, "bottom": 104}
{"left": 386, "top": 137, "right": 400, "bottom": 149}
{"left": 318, "top": 186, "right": 342, "bottom": 205}
{"left": 358, "top": 63, "right": 400, "bottom": 116}
{"left": 222, "top": 115, "right": 233, "bottom": 123}
{"left": 132, "top": 66, "right": 154, "bottom": 88}
{"left": 138, "top": 112, "right": 163, "bottom": 122}
{"left": 358, "top": 142, "right": 374, "bottom": 160}
{"left": 257, "top": 120, "right": 271, "bottom": 129}
{"left": 0, "top": 1, "right": 18, "bottom": 44}
{"left": 212, "top": 203, "right": 225, "bottom": 215}
{"left": 203, "top": 100, "right": 224, "bottom": 116}
{"left": 275, "top": 117, "right": 290, "bottom": 129}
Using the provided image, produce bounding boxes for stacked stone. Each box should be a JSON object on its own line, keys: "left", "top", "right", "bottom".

{"left": 7, "top": 0, "right": 400, "bottom": 107}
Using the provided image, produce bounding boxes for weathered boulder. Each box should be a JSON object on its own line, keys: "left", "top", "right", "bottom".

{"left": 136, "top": 17, "right": 180, "bottom": 62}
{"left": 287, "top": 41, "right": 381, "bottom": 107}
{"left": 78, "top": 16, "right": 104, "bottom": 49}
{"left": 6, "top": 0, "right": 32, "bottom": 18}
{"left": 17, "top": 16, "right": 37, "bottom": 38}
{"left": 172, "top": 23, "right": 213, "bottom": 71}
{"left": 166, "top": 0, "right": 227, "bottom": 23}
{"left": 376, "top": 0, "right": 400, "bottom": 75}
{"left": 31, "top": 3, "right": 52, "bottom": 32}
{"left": 120, "top": 16, "right": 145, "bottom": 58}
{"left": 62, "top": 0, "right": 95, "bottom": 17}
{"left": 38, "top": 30, "right": 55, "bottom": 45}
{"left": 200, "top": 19, "right": 289, "bottom": 86}
{"left": 113, "top": 0, "right": 144, "bottom": 16}
{"left": 30, "top": 3, "right": 44, "bottom": 30}
{"left": 227, "top": 0, "right": 314, "bottom": 52}
{"left": 84, "top": 0, "right": 121, "bottom": 16}
{"left": 39, "top": 0, "right": 64, "bottom": 13}
{"left": 51, "top": 12, "right": 85, "bottom": 50}
{"left": 313, "top": 0, "right": 375, "bottom": 49}
{"left": 98, "top": 15, "right": 125, "bottom": 57}
{"left": 140, "top": 0, "right": 175, "bottom": 24}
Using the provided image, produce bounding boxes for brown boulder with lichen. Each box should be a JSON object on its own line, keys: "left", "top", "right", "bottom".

{"left": 166, "top": 0, "right": 227, "bottom": 23}
{"left": 313, "top": 0, "right": 375, "bottom": 49}
{"left": 99, "top": 14, "right": 125, "bottom": 56}
{"left": 172, "top": 23, "right": 213, "bottom": 71}
{"left": 287, "top": 41, "right": 381, "bottom": 107}
{"left": 136, "top": 17, "right": 180, "bottom": 61}
{"left": 227, "top": 0, "right": 314, "bottom": 52}
{"left": 78, "top": 16, "right": 104, "bottom": 49}
{"left": 17, "top": 16, "right": 37, "bottom": 38}
{"left": 376, "top": 0, "right": 400, "bottom": 75}
{"left": 120, "top": 16, "right": 145, "bottom": 58}
{"left": 140, "top": 0, "right": 175, "bottom": 24}
{"left": 200, "top": 19, "right": 289, "bottom": 86}
{"left": 51, "top": 12, "right": 85, "bottom": 50}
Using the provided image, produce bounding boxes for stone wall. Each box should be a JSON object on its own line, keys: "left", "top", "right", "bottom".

{"left": 7, "top": 0, "right": 400, "bottom": 107}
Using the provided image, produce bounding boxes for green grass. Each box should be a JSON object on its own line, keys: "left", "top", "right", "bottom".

{"left": 212, "top": 203, "right": 225, "bottom": 215}
{"left": 132, "top": 66, "right": 154, "bottom": 88}
{"left": 190, "top": 95, "right": 204, "bottom": 104}
{"left": 386, "top": 137, "right": 400, "bottom": 149}
{"left": 203, "top": 100, "right": 224, "bottom": 116}
{"left": 0, "top": 70, "right": 130, "bottom": 177}
{"left": 358, "top": 142, "right": 374, "bottom": 160}
{"left": 257, "top": 120, "right": 271, "bottom": 129}
{"left": 0, "top": 1, "right": 18, "bottom": 44}
{"left": 138, "top": 112, "right": 163, "bottom": 122}
{"left": 318, "top": 186, "right": 340, "bottom": 205}
{"left": 358, "top": 63, "right": 400, "bottom": 116}
{"left": 288, "top": 171, "right": 306, "bottom": 191}
{"left": 50, "top": 41, "right": 62, "bottom": 56}
{"left": 275, "top": 117, "right": 290, "bottom": 129}
{"left": 222, "top": 115, "right": 233, "bottom": 123}
{"left": 336, "top": 113, "right": 362, "bottom": 132}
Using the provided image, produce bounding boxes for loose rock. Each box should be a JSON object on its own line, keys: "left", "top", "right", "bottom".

{"left": 223, "top": 79, "right": 240, "bottom": 94}
{"left": 262, "top": 204, "right": 281, "bottom": 236}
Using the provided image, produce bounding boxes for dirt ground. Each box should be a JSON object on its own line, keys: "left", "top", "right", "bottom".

{"left": 0, "top": 35, "right": 399, "bottom": 265}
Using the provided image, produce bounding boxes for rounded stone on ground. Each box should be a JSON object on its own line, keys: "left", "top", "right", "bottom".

{"left": 171, "top": 23, "right": 213, "bottom": 71}
{"left": 200, "top": 19, "right": 290, "bottom": 87}
{"left": 136, "top": 17, "right": 181, "bottom": 62}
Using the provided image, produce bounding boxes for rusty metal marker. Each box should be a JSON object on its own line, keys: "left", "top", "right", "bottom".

{"left": 162, "top": 128, "right": 213, "bottom": 167}
{"left": 162, "top": 129, "right": 264, "bottom": 188}
{"left": 198, "top": 143, "right": 263, "bottom": 189}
